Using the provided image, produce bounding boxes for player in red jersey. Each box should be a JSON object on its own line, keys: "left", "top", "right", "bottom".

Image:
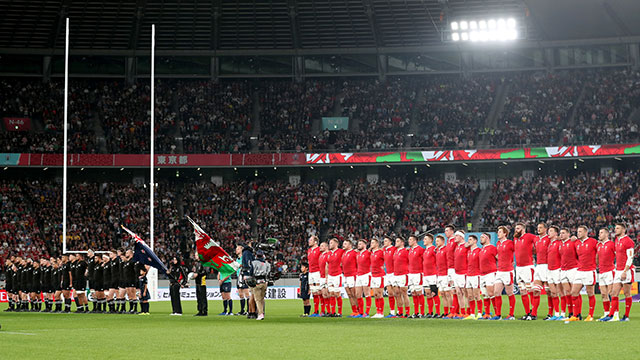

{"left": 369, "top": 238, "right": 386, "bottom": 318}
{"left": 495, "top": 226, "right": 516, "bottom": 320}
{"left": 317, "top": 242, "right": 331, "bottom": 316}
{"left": 394, "top": 237, "right": 410, "bottom": 318}
{"left": 422, "top": 234, "right": 440, "bottom": 318}
{"left": 559, "top": 228, "right": 578, "bottom": 319}
{"left": 532, "top": 223, "right": 551, "bottom": 320}
{"left": 306, "top": 236, "right": 323, "bottom": 317}
{"left": 513, "top": 222, "right": 536, "bottom": 320}
{"left": 326, "top": 238, "right": 344, "bottom": 317}
{"left": 567, "top": 225, "right": 598, "bottom": 321}
{"left": 444, "top": 225, "right": 459, "bottom": 316}
{"left": 545, "top": 226, "right": 563, "bottom": 320}
{"left": 341, "top": 240, "right": 359, "bottom": 317}
{"left": 464, "top": 235, "right": 482, "bottom": 320}
{"left": 383, "top": 236, "right": 398, "bottom": 317}
{"left": 602, "top": 223, "right": 635, "bottom": 322}
{"left": 479, "top": 233, "right": 500, "bottom": 320}
{"left": 596, "top": 228, "right": 615, "bottom": 319}
{"left": 452, "top": 230, "right": 469, "bottom": 319}
{"left": 355, "top": 239, "right": 372, "bottom": 317}
{"left": 407, "top": 235, "right": 425, "bottom": 318}
{"left": 434, "top": 235, "right": 451, "bottom": 318}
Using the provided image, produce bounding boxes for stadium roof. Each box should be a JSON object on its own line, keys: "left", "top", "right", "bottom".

{"left": 0, "top": 0, "right": 639, "bottom": 52}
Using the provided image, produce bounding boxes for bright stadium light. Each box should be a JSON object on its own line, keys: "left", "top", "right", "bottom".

{"left": 449, "top": 17, "right": 518, "bottom": 42}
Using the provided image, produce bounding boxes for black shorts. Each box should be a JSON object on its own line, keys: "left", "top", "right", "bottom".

{"left": 139, "top": 289, "right": 150, "bottom": 301}
{"left": 124, "top": 282, "right": 136, "bottom": 288}
{"left": 300, "top": 292, "right": 310, "bottom": 300}
{"left": 220, "top": 282, "right": 231, "bottom": 293}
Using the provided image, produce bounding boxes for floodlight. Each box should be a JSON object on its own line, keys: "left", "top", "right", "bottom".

{"left": 461, "top": 32, "right": 469, "bottom": 41}
{"left": 460, "top": 21, "right": 468, "bottom": 30}
{"left": 452, "top": 32, "right": 460, "bottom": 41}
{"left": 469, "top": 21, "right": 478, "bottom": 30}
{"left": 451, "top": 21, "right": 459, "bottom": 30}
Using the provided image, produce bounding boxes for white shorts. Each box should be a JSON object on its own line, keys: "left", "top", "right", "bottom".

{"left": 371, "top": 276, "right": 384, "bottom": 289}
{"left": 327, "top": 275, "right": 343, "bottom": 293}
{"left": 453, "top": 273, "right": 466, "bottom": 289}
{"left": 408, "top": 273, "right": 423, "bottom": 292}
{"left": 598, "top": 271, "right": 614, "bottom": 286}
{"left": 613, "top": 268, "right": 636, "bottom": 284}
{"left": 466, "top": 275, "right": 480, "bottom": 289}
{"left": 384, "top": 273, "right": 395, "bottom": 287}
{"left": 319, "top": 277, "right": 327, "bottom": 289}
{"left": 356, "top": 273, "right": 372, "bottom": 287}
{"left": 309, "top": 271, "right": 321, "bottom": 291}
{"left": 343, "top": 275, "right": 356, "bottom": 288}
{"left": 496, "top": 270, "right": 514, "bottom": 286}
{"left": 395, "top": 274, "right": 409, "bottom": 288}
{"left": 533, "top": 264, "right": 548, "bottom": 283}
{"left": 516, "top": 265, "right": 535, "bottom": 285}
{"left": 574, "top": 270, "right": 596, "bottom": 286}
{"left": 447, "top": 268, "right": 455, "bottom": 283}
{"left": 480, "top": 272, "right": 496, "bottom": 287}
{"left": 560, "top": 268, "right": 577, "bottom": 284}
{"left": 437, "top": 275, "right": 451, "bottom": 291}
{"left": 547, "top": 269, "right": 561, "bottom": 284}
{"left": 423, "top": 275, "right": 437, "bottom": 287}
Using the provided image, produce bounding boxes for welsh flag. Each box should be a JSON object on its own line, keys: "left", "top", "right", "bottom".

{"left": 186, "top": 216, "right": 239, "bottom": 278}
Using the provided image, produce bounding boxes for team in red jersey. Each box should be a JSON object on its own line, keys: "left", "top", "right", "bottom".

{"left": 369, "top": 238, "right": 386, "bottom": 318}
{"left": 407, "top": 235, "right": 425, "bottom": 318}
{"left": 513, "top": 222, "right": 536, "bottom": 319}
{"left": 602, "top": 223, "right": 636, "bottom": 322}
{"left": 301, "top": 220, "right": 634, "bottom": 322}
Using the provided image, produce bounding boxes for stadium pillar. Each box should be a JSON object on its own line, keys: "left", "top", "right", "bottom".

{"left": 460, "top": 52, "right": 471, "bottom": 78}
{"left": 544, "top": 48, "right": 554, "bottom": 71}
{"left": 211, "top": 56, "right": 219, "bottom": 80}
{"left": 43, "top": 56, "right": 52, "bottom": 83}
{"left": 294, "top": 55, "right": 303, "bottom": 82}
{"left": 125, "top": 57, "right": 136, "bottom": 85}
{"left": 630, "top": 43, "right": 640, "bottom": 70}
{"left": 378, "top": 54, "right": 387, "bottom": 81}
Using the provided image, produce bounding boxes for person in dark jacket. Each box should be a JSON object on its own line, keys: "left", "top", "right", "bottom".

{"left": 240, "top": 243, "right": 257, "bottom": 319}
{"left": 168, "top": 257, "right": 187, "bottom": 315}
{"left": 192, "top": 255, "right": 209, "bottom": 317}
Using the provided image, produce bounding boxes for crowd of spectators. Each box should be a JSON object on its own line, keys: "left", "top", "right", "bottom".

{"left": 401, "top": 178, "right": 479, "bottom": 235}
{"left": 328, "top": 177, "right": 405, "bottom": 242}
{"left": 480, "top": 170, "right": 640, "bottom": 231}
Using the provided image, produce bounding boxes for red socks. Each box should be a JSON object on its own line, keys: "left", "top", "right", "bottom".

{"left": 553, "top": 296, "right": 559, "bottom": 313}
{"left": 531, "top": 294, "right": 540, "bottom": 317}
{"left": 547, "top": 294, "right": 554, "bottom": 316}
{"left": 469, "top": 300, "right": 476, "bottom": 315}
{"left": 413, "top": 296, "right": 419, "bottom": 315}
{"left": 603, "top": 300, "right": 610, "bottom": 312}
{"left": 314, "top": 295, "right": 320, "bottom": 313}
{"left": 443, "top": 306, "right": 449, "bottom": 315}
{"left": 508, "top": 295, "right": 516, "bottom": 317}
{"left": 560, "top": 295, "right": 567, "bottom": 313}
{"left": 365, "top": 297, "right": 371, "bottom": 315}
{"left": 572, "top": 295, "right": 582, "bottom": 316}
{"left": 329, "top": 297, "right": 336, "bottom": 314}
{"left": 337, "top": 297, "right": 343, "bottom": 315}
{"left": 427, "top": 296, "right": 434, "bottom": 314}
{"left": 419, "top": 295, "right": 425, "bottom": 315}
{"left": 566, "top": 296, "right": 573, "bottom": 315}
{"left": 588, "top": 295, "right": 595, "bottom": 317}
{"left": 434, "top": 296, "right": 441, "bottom": 314}
{"left": 389, "top": 296, "right": 395, "bottom": 313}
{"left": 625, "top": 297, "right": 633, "bottom": 317}
{"left": 521, "top": 294, "right": 530, "bottom": 314}
{"left": 452, "top": 294, "right": 459, "bottom": 314}
{"left": 493, "top": 296, "right": 502, "bottom": 316}
{"left": 357, "top": 298, "right": 364, "bottom": 315}
{"left": 483, "top": 298, "right": 491, "bottom": 314}
{"left": 608, "top": 297, "right": 619, "bottom": 316}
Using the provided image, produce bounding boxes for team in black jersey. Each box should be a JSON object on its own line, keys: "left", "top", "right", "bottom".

{"left": 3, "top": 249, "right": 148, "bottom": 314}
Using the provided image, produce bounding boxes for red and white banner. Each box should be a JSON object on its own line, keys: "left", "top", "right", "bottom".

{"left": 0, "top": 289, "right": 7, "bottom": 303}
{"left": 3, "top": 117, "right": 31, "bottom": 131}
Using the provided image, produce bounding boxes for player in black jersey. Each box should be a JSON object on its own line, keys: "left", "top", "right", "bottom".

{"left": 123, "top": 249, "right": 139, "bottom": 314}
{"left": 51, "top": 258, "right": 63, "bottom": 312}
{"left": 115, "top": 249, "right": 127, "bottom": 313}
{"left": 138, "top": 265, "right": 151, "bottom": 315}
{"left": 60, "top": 255, "right": 73, "bottom": 313}
{"left": 93, "top": 255, "right": 107, "bottom": 312}
{"left": 40, "top": 258, "right": 53, "bottom": 312}
{"left": 87, "top": 250, "right": 97, "bottom": 312}
{"left": 31, "top": 261, "right": 41, "bottom": 312}
{"left": 3, "top": 259, "right": 15, "bottom": 312}
{"left": 107, "top": 252, "right": 119, "bottom": 313}
{"left": 72, "top": 254, "right": 89, "bottom": 312}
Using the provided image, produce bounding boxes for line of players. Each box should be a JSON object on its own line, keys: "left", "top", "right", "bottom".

{"left": 306, "top": 222, "right": 635, "bottom": 321}
{"left": 3, "top": 249, "right": 152, "bottom": 315}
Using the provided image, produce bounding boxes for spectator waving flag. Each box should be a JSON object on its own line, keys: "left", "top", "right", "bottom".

{"left": 186, "top": 216, "right": 239, "bottom": 278}
{"left": 121, "top": 225, "right": 170, "bottom": 277}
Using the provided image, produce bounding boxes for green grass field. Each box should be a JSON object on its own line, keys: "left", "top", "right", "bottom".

{"left": 0, "top": 297, "right": 637, "bottom": 360}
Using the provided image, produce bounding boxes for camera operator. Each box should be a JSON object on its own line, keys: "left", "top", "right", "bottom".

{"left": 240, "top": 242, "right": 257, "bottom": 319}
{"left": 250, "top": 250, "right": 271, "bottom": 321}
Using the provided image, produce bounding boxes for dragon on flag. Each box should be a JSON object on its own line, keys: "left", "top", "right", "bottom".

{"left": 121, "top": 225, "right": 171, "bottom": 278}
{"left": 186, "top": 216, "right": 240, "bottom": 278}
